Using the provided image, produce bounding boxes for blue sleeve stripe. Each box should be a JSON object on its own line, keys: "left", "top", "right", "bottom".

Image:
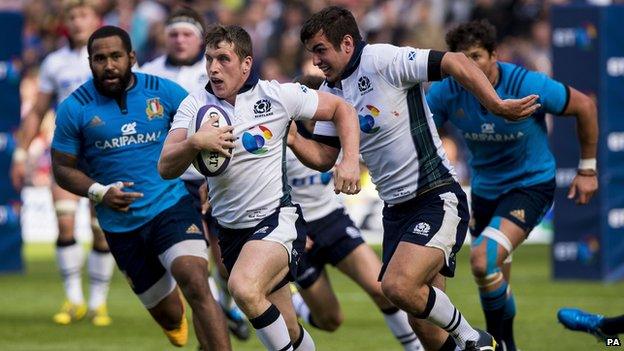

{"left": 504, "top": 66, "right": 521, "bottom": 94}
{"left": 79, "top": 86, "right": 93, "bottom": 101}
{"left": 512, "top": 69, "right": 529, "bottom": 96}
{"left": 71, "top": 91, "right": 86, "bottom": 106}
{"left": 75, "top": 88, "right": 89, "bottom": 103}
{"left": 155, "top": 77, "right": 160, "bottom": 90}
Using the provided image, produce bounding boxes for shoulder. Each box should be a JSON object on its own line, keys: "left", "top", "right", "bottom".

{"left": 66, "top": 81, "right": 96, "bottom": 108}
{"left": 500, "top": 62, "right": 533, "bottom": 96}
{"left": 139, "top": 55, "right": 167, "bottom": 74}
{"left": 137, "top": 72, "right": 184, "bottom": 93}
{"left": 360, "top": 43, "right": 399, "bottom": 68}
{"left": 40, "top": 46, "right": 70, "bottom": 70}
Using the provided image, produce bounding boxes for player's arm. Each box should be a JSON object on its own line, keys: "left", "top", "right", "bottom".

{"left": 52, "top": 150, "right": 142, "bottom": 212}
{"left": 10, "top": 91, "right": 53, "bottom": 190}
{"left": 561, "top": 87, "right": 599, "bottom": 204}
{"left": 440, "top": 52, "right": 540, "bottom": 120}
{"left": 287, "top": 123, "right": 339, "bottom": 172}
{"left": 158, "top": 120, "right": 234, "bottom": 179}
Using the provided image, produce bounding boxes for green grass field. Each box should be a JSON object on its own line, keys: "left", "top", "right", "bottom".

{"left": 0, "top": 243, "right": 621, "bottom": 350}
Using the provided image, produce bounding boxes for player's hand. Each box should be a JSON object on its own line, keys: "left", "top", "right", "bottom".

{"left": 567, "top": 173, "right": 598, "bottom": 205}
{"left": 10, "top": 159, "right": 27, "bottom": 191}
{"left": 199, "top": 180, "right": 211, "bottom": 215}
{"left": 191, "top": 115, "right": 235, "bottom": 157}
{"left": 491, "top": 94, "right": 541, "bottom": 121}
{"left": 286, "top": 122, "right": 298, "bottom": 147}
{"left": 334, "top": 157, "right": 361, "bottom": 195}
{"left": 305, "top": 236, "right": 314, "bottom": 251}
{"left": 102, "top": 181, "right": 144, "bottom": 212}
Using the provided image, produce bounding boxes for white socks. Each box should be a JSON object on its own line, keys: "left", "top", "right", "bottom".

{"left": 56, "top": 242, "right": 84, "bottom": 305}
{"left": 87, "top": 250, "right": 114, "bottom": 310}
{"left": 382, "top": 307, "right": 423, "bottom": 351}
{"left": 423, "top": 286, "right": 479, "bottom": 349}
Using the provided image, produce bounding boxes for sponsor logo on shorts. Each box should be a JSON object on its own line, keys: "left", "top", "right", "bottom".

{"left": 413, "top": 222, "right": 431, "bottom": 236}
{"left": 345, "top": 226, "right": 361, "bottom": 239}
{"left": 186, "top": 224, "right": 201, "bottom": 234}
{"left": 509, "top": 209, "right": 526, "bottom": 223}
{"left": 254, "top": 226, "right": 270, "bottom": 235}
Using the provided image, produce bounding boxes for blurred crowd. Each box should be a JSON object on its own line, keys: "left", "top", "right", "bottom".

{"left": 11, "top": 0, "right": 620, "bottom": 186}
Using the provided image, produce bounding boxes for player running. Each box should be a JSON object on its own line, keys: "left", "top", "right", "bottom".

{"left": 159, "top": 24, "right": 361, "bottom": 351}
{"left": 50, "top": 26, "right": 231, "bottom": 350}
{"left": 427, "top": 20, "right": 599, "bottom": 351}
{"left": 291, "top": 6, "right": 540, "bottom": 351}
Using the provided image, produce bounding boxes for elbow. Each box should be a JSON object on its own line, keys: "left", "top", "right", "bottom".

{"left": 157, "top": 160, "right": 175, "bottom": 180}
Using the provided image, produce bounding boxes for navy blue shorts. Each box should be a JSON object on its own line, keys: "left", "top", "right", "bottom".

{"left": 213, "top": 205, "right": 307, "bottom": 290}
{"left": 296, "top": 208, "right": 365, "bottom": 289}
{"left": 380, "top": 182, "right": 469, "bottom": 279}
{"left": 183, "top": 179, "right": 218, "bottom": 236}
{"left": 470, "top": 178, "right": 555, "bottom": 237}
{"left": 103, "top": 195, "right": 206, "bottom": 295}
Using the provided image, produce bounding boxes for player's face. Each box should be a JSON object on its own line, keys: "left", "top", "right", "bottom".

{"left": 166, "top": 27, "right": 203, "bottom": 64}
{"left": 90, "top": 36, "right": 136, "bottom": 97}
{"left": 304, "top": 31, "right": 353, "bottom": 84}
{"left": 462, "top": 46, "right": 498, "bottom": 83}
{"left": 205, "top": 41, "right": 252, "bottom": 102}
{"left": 65, "top": 6, "right": 101, "bottom": 46}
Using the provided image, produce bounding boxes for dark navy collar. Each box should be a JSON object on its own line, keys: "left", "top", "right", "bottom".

{"left": 204, "top": 65, "right": 259, "bottom": 99}
{"left": 327, "top": 40, "right": 366, "bottom": 88}
{"left": 165, "top": 49, "right": 205, "bottom": 67}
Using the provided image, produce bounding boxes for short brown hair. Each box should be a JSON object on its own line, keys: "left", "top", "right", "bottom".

{"left": 446, "top": 20, "right": 497, "bottom": 54}
{"left": 204, "top": 24, "right": 252, "bottom": 60}
{"left": 300, "top": 6, "right": 362, "bottom": 50}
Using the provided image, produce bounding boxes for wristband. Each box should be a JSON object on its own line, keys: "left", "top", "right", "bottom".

{"left": 578, "top": 158, "right": 597, "bottom": 171}
{"left": 88, "top": 181, "right": 123, "bottom": 203}
{"left": 12, "top": 147, "right": 27, "bottom": 163}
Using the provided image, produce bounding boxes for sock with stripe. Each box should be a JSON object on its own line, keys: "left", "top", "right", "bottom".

{"left": 414, "top": 285, "right": 479, "bottom": 349}
{"left": 479, "top": 281, "right": 508, "bottom": 345}
{"left": 87, "top": 249, "right": 115, "bottom": 310}
{"left": 293, "top": 323, "right": 315, "bottom": 350}
{"left": 249, "top": 304, "right": 293, "bottom": 351}
{"left": 292, "top": 291, "right": 313, "bottom": 326}
{"left": 501, "top": 289, "right": 517, "bottom": 351}
{"left": 381, "top": 307, "right": 422, "bottom": 351}
{"left": 56, "top": 240, "right": 85, "bottom": 305}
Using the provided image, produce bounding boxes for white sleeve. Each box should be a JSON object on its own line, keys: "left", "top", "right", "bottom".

{"left": 278, "top": 82, "right": 319, "bottom": 121}
{"left": 170, "top": 94, "right": 199, "bottom": 131}
{"left": 313, "top": 120, "right": 337, "bottom": 137}
{"left": 378, "top": 46, "right": 432, "bottom": 89}
{"left": 38, "top": 56, "right": 55, "bottom": 94}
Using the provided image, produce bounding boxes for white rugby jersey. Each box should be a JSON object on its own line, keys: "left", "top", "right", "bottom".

{"left": 170, "top": 75, "right": 319, "bottom": 229}
{"left": 39, "top": 45, "right": 91, "bottom": 104}
{"left": 314, "top": 43, "right": 455, "bottom": 205}
{"left": 141, "top": 55, "right": 209, "bottom": 180}
{"left": 286, "top": 147, "right": 342, "bottom": 221}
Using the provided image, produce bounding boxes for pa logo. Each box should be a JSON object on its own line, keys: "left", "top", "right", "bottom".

{"left": 413, "top": 222, "right": 431, "bottom": 236}
{"left": 253, "top": 99, "right": 272, "bottom": 115}
{"left": 606, "top": 337, "right": 621, "bottom": 347}
{"left": 358, "top": 76, "right": 372, "bottom": 93}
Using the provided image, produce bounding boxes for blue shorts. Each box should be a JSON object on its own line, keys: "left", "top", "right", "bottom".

{"left": 380, "top": 182, "right": 469, "bottom": 279}
{"left": 213, "top": 204, "right": 306, "bottom": 290}
{"left": 296, "top": 208, "right": 365, "bottom": 289}
{"left": 470, "top": 178, "right": 555, "bottom": 237}
{"left": 103, "top": 195, "right": 207, "bottom": 300}
{"left": 183, "top": 179, "right": 218, "bottom": 236}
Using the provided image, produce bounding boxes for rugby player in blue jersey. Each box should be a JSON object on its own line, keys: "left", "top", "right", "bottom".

{"left": 50, "top": 26, "right": 231, "bottom": 350}
{"left": 427, "top": 20, "right": 599, "bottom": 351}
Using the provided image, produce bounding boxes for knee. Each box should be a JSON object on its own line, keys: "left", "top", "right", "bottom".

{"left": 315, "top": 310, "right": 343, "bottom": 332}
{"left": 381, "top": 275, "right": 423, "bottom": 312}
{"left": 470, "top": 250, "right": 489, "bottom": 278}
{"left": 227, "top": 275, "right": 261, "bottom": 309}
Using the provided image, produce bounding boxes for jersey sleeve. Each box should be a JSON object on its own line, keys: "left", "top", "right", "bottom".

{"left": 170, "top": 94, "right": 199, "bottom": 131}
{"left": 517, "top": 70, "right": 570, "bottom": 115}
{"left": 51, "top": 99, "right": 82, "bottom": 155}
{"left": 312, "top": 121, "right": 341, "bottom": 148}
{"left": 278, "top": 82, "right": 319, "bottom": 121}
{"left": 38, "top": 55, "right": 55, "bottom": 94}
{"left": 377, "top": 45, "right": 445, "bottom": 89}
{"left": 426, "top": 81, "right": 450, "bottom": 128}
{"left": 160, "top": 77, "right": 189, "bottom": 121}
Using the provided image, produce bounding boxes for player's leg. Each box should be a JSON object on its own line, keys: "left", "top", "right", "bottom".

{"left": 335, "top": 243, "right": 422, "bottom": 351}
{"left": 269, "top": 283, "right": 315, "bottom": 351}
{"left": 87, "top": 203, "right": 115, "bottom": 326}
{"left": 380, "top": 183, "right": 495, "bottom": 350}
{"left": 557, "top": 308, "right": 622, "bottom": 340}
{"left": 156, "top": 195, "right": 231, "bottom": 350}
{"left": 51, "top": 183, "right": 86, "bottom": 325}
{"left": 470, "top": 180, "right": 554, "bottom": 351}
{"left": 296, "top": 266, "right": 343, "bottom": 331}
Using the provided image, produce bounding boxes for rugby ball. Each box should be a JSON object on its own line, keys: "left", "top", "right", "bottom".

{"left": 187, "top": 104, "right": 233, "bottom": 177}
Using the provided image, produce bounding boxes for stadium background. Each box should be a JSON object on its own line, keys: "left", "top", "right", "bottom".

{"left": 1, "top": 0, "right": 623, "bottom": 350}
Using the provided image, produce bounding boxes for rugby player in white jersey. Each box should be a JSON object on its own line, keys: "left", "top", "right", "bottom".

{"left": 290, "top": 6, "right": 540, "bottom": 351}
{"left": 140, "top": 6, "right": 249, "bottom": 340}
{"left": 287, "top": 75, "right": 422, "bottom": 351}
{"left": 10, "top": 0, "right": 114, "bottom": 326}
{"left": 158, "top": 24, "right": 361, "bottom": 351}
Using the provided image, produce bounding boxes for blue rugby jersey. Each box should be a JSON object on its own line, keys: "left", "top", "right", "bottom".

{"left": 427, "top": 62, "right": 569, "bottom": 199}
{"left": 52, "top": 72, "right": 189, "bottom": 232}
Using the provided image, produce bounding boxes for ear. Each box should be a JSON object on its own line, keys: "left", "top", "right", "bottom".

{"left": 243, "top": 56, "right": 253, "bottom": 72}
{"left": 129, "top": 50, "right": 137, "bottom": 67}
{"left": 490, "top": 50, "right": 498, "bottom": 61}
{"left": 341, "top": 34, "right": 355, "bottom": 54}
